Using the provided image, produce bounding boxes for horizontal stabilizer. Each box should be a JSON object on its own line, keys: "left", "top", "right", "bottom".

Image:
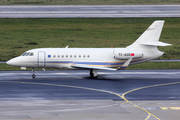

{"left": 140, "top": 41, "right": 172, "bottom": 46}
{"left": 71, "top": 64, "right": 117, "bottom": 71}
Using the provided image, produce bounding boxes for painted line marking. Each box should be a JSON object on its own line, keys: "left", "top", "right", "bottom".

{"left": 121, "top": 81, "right": 180, "bottom": 120}
{"left": 160, "top": 107, "right": 169, "bottom": 110}
{"left": 169, "top": 107, "right": 180, "bottom": 110}
{"left": 160, "top": 107, "right": 180, "bottom": 110}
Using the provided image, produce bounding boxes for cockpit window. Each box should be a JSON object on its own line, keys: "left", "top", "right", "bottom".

{"left": 29, "top": 52, "right": 34, "bottom": 56}
{"left": 21, "top": 52, "right": 34, "bottom": 56}
{"left": 22, "top": 52, "right": 27, "bottom": 56}
{"left": 26, "top": 52, "right": 30, "bottom": 56}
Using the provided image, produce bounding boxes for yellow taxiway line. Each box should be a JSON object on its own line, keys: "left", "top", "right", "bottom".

{"left": 1, "top": 80, "right": 180, "bottom": 120}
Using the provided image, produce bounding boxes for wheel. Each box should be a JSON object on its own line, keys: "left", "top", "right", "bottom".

{"left": 32, "top": 68, "right": 36, "bottom": 78}
{"left": 32, "top": 74, "right": 36, "bottom": 78}
{"left": 90, "top": 72, "right": 94, "bottom": 78}
{"left": 90, "top": 70, "right": 97, "bottom": 78}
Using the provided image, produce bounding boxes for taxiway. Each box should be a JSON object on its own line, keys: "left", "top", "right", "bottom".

{"left": 0, "top": 70, "right": 179, "bottom": 120}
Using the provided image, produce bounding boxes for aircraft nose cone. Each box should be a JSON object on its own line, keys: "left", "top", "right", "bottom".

{"left": 6, "top": 59, "right": 14, "bottom": 65}
{"left": 6, "top": 57, "right": 21, "bottom": 66}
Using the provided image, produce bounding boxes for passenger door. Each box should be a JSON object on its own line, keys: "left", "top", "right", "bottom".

{"left": 38, "top": 51, "right": 45, "bottom": 67}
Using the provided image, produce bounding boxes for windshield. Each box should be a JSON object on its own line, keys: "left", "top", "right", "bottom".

{"left": 22, "top": 52, "right": 27, "bottom": 56}
{"left": 21, "top": 52, "right": 34, "bottom": 56}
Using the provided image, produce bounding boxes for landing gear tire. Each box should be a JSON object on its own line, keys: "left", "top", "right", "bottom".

{"left": 32, "top": 74, "right": 36, "bottom": 78}
{"left": 90, "top": 70, "right": 97, "bottom": 78}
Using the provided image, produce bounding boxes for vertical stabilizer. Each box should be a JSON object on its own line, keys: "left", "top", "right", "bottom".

{"left": 126, "top": 20, "right": 171, "bottom": 51}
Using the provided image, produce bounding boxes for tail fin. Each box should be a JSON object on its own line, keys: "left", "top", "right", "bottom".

{"left": 127, "top": 20, "right": 172, "bottom": 51}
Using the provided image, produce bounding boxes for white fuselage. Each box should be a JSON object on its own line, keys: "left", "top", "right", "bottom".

{"left": 7, "top": 48, "right": 163, "bottom": 69}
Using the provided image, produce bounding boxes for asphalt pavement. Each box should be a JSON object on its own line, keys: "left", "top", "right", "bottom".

{"left": 0, "top": 5, "right": 180, "bottom": 18}
{"left": 0, "top": 70, "right": 179, "bottom": 120}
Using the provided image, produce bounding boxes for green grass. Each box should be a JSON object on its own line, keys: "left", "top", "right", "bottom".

{"left": 0, "top": 18, "right": 179, "bottom": 61}
{"left": 128, "top": 62, "right": 180, "bottom": 70}
{"left": 0, "top": 0, "right": 179, "bottom": 5}
{"left": 1, "top": 18, "right": 180, "bottom": 70}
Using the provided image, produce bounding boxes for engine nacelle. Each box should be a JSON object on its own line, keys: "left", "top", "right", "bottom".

{"left": 114, "top": 51, "right": 143, "bottom": 59}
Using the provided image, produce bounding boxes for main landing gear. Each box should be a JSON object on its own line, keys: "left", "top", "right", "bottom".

{"left": 90, "top": 70, "right": 97, "bottom": 78}
{"left": 32, "top": 68, "right": 36, "bottom": 78}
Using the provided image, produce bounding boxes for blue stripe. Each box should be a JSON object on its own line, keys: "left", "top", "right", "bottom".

{"left": 46, "top": 61, "right": 124, "bottom": 66}
{"left": 130, "top": 58, "right": 149, "bottom": 64}
{"left": 45, "top": 58, "right": 150, "bottom": 66}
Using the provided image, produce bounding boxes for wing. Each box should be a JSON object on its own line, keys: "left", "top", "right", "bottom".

{"left": 71, "top": 57, "right": 133, "bottom": 71}
{"left": 71, "top": 64, "right": 117, "bottom": 71}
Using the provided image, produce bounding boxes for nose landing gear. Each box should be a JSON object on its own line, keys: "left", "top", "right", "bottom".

{"left": 32, "top": 68, "right": 36, "bottom": 78}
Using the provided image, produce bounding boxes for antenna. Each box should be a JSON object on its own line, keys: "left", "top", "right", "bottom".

{"left": 65, "top": 45, "right": 69, "bottom": 48}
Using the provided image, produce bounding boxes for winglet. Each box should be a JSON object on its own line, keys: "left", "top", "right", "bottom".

{"left": 118, "top": 57, "right": 132, "bottom": 70}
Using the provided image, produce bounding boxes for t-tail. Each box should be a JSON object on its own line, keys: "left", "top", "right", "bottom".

{"left": 117, "top": 20, "right": 172, "bottom": 70}
{"left": 127, "top": 20, "right": 172, "bottom": 51}
{"left": 126, "top": 20, "right": 172, "bottom": 60}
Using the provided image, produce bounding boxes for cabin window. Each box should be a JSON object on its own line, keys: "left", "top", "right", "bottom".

{"left": 58, "top": 55, "right": 60, "bottom": 58}
{"left": 87, "top": 55, "right": 90, "bottom": 58}
{"left": 70, "top": 55, "right": 72, "bottom": 58}
{"left": 79, "top": 55, "right": 81, "bottom": 58}
{"left": 62, "top": 55, "right": 64, "bottom": 58}
{"left": 66, "top": 55, "right": 68, "bottom": 58}
{"left": 74, "top": 55, "right": 76, "bottom": 58}
{"left": 53, "top": 55, "right": 56, "bottom": 58}
{"left": 83, "top": 55, "right": 86, "bottom": 58}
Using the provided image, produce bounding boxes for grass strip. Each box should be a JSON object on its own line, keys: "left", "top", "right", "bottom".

{"left": 0, "top": 18, "right": 180, "bottom": 70}
{"left": 0, "top": 18, "right": 179, "bottom": 61}
{"left": 127, "top": 62, "right": 180, "bottom": 70}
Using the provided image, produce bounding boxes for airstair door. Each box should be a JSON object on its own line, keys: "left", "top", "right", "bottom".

{"left": 38, "top": 51, "right": 45, "bottom": 67}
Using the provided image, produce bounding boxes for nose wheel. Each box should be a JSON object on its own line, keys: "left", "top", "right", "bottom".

{"left": 32, "top": 74, "right": 36, "bottom": 78}
{"left": 32, "top": 68, "right": 36, "bottom": 78}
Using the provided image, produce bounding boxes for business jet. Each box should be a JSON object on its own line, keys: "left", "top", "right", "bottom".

{"left": 7, "top": 20, "right": 171, "bottom": 78}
